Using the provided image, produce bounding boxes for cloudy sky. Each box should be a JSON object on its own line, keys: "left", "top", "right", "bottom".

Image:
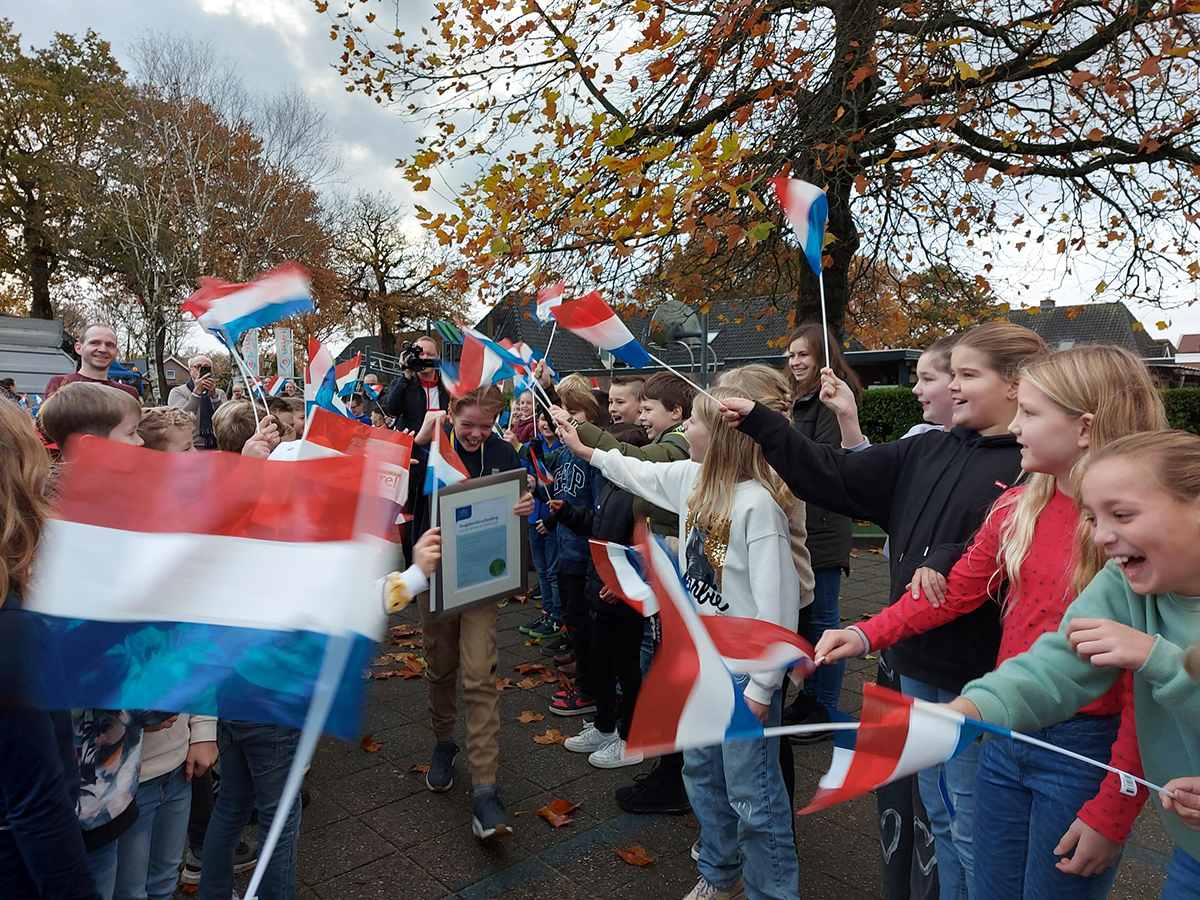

{"left": 10, "top": 0, "right": 1200, "bottom": 347}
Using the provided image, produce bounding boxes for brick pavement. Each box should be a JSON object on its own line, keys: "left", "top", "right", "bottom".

{"left": 191, "top": 552, "right": 1173, "bottom": 899}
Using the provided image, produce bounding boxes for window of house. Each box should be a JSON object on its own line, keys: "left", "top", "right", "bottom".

{"left": 165, "top": 368, "right": 176, "bottom": 379}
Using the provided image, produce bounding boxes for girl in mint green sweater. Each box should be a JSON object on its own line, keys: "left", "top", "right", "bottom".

{"left": 948, "top": 430, "right": 1200, "bottom": 899}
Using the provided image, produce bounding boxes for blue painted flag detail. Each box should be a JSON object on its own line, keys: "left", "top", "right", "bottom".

{"left": 770, "top": 177, "right": 829, "bottom": 278}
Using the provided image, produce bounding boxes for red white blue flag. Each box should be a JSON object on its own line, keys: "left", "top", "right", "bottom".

{"left": 441, "top": 329, "right": 523, "bottom": 397}
{"left": 769, "top": 177, "right": 829, "bottom": 278}
{"left": 535, "top": 281, "right": 566, "bottom": 323}
{"left": 182, "top": 263, "right": 312, "bottom": 341}
{"left": 335, "top": 354, "right": 362, "bottom": 399}
{"left": 550, "top": 291, "right": 653, "bottom": 370}
{"left": 423, "top": 430, "right": 471, "bottom": 494}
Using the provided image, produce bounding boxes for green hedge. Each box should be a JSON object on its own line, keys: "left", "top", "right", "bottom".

{"left": 859, "top": 386, "right": 1200, "bottom": 443}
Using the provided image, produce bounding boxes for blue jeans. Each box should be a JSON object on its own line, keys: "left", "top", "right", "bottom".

{"left": 199, "top": 722, "right": 301, "bottom": 900}
{"left": 683, "top": 678, "right": 798, "bottom": 899}
{"left": 1162, "top": 846, "right": 1200, "bottom": 900}
{"left": 973, "top": 715, "right": 1123, "bottom": 900}
{"left": 801, "top": 568, "right": 844, "bottom": 711}
{"left": 900, "top": 675, "right": 979, "bottom": 900}
{"left": 529, "top": 526, "right": 561, "bottom": 620}
{"left": 87, "top": 839, "right": 120, "bottom": 900}
{"left": 115, "top": 763, "right": 192, "bottom": 900}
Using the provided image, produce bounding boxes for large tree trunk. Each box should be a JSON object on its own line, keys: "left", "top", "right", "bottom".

{"left": 24, "top": 220, "right": 57, "bottom": 320}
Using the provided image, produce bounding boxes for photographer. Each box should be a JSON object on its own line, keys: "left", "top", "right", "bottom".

{"left": 385, "top": 335, "right": 448, "bottom": 433}
{"left": 168, "top": 355, "right": 227, "bottom": 449}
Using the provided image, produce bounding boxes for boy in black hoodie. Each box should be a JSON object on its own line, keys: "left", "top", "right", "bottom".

{"left": 549, "top": 423, "right": 649, "bottom": 769}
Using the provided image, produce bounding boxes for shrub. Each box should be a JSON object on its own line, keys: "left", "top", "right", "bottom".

{"left": 1162, "top": 389, "right": 1200, "bottom": 435}
{"left": 858, "top": 387, "right": 925, "bottom": 443}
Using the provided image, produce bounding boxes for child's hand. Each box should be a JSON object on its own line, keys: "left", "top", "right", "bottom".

{"left": 547, "top": 499, "right": 565, "bottom": 514}
{"left": 1053, "top": 818, "right": 1122, "bottom": 876}
{"left": 534, "top": 359, "right": 553, "bottom": 387}
{"left": 504, "top": 428, "right": 520, "bottom": 450}
{"left": 241, "top": 415, "right": 280, "bottom": 459}
{"left": 745, "top": 697, "right": 770, "bottom": 724}
{"left": 413, "top": 527, "right": 442, "bottom": 578}
{"left": 819, "top": 368, "right": 857, "bottom": 418}
{"left": 814, "top": 628, "right": 868, "bottom": 663}
{"left": 1066, "top": 618, "right": 1156, "bottom": 670}
{"left": 513, "top": 491, "right": 535, "bottom": 518}
{"left": 1161, "top": 777, "right": 1200, "bottom": 831}
{"left": 719, "top": 397, "right": 754, "bottom": 426}
{"left": 942, "top": 697, "right": 981, "bottom": 719}
{"left": 258, "top": 414, "right": 281, "bottom": 450}
{"left": 599, "top": 586, "right": 619, "bottom": 605}
{"left": 557, "top": 421, "right": 587, "bottom": 456}
{"left": 548, "top": 405, "right": 572, "bottom": 429}
{"left": 907, "top": 567, "right": 948, "bottom": 607}
{"left": 535, "top": 518, "right": 549, "bottom": 535}
{"left": 186, "top": 740, "right": 218, "bottom": 780}
{"left": 414, "top": 410, "right": 447, "bottom": 446}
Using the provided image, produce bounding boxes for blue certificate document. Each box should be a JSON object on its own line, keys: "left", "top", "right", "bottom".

{"left": 453, "top": 496, "right": 510, "bottom": 590}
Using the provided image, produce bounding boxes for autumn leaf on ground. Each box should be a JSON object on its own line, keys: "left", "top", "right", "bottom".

{"left": 514, "top": 662, "right": 550, "bottom": 675}
{"left": 371, "top": 670, "right": 397, "bottom": 680}
{"left": 533, "top": 728, "right": 567, "bottom": 744}
{"left": 390, "top": 624, "right": 421, "bottom": 638}
{"left": 398, "top": 658, "right": 425, "bottom": 679}
{"left": 371, "top": 655, "right": 393, "bottom": 666}
{"left": 540, "top": 671, "right": 559, "bottom": 685}
{"left": 868, "top": 546, "right": 884, "bottom": 555}
{"left": 517, "top": 677, "right": 540, "bottom": 690}
{"left": 409, "top": 763, "right": 430, "bottom": 774}
{"left": 557, "top": 672, "right": 572, "bottom": 690}
{"left": 524, "top": 638, "right": 541, "bottom": 646}
{"left": 360, "top": 734, "right": 383, "bottom": 753}
{"left": 849, "top": 549, "right": 859, "bottom": 558}
{"left": 517, "top": 710, "right": 545, "bottom": 723}
{"left": 495, "top": 677, "right": 513, "bottom": 691}
{"left": 537, "top": 796, "right": 582, "bottom": 827}
{"left": 616, "top": 846, "right": 658, "bottom": 867}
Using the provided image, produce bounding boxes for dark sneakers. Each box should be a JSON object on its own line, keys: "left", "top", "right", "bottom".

{"left": 520, "top": 612, "right": 563, "bottom": 638}
{"left": 786, "top": 704, "right": 833, "bottom": 745}
{"left": 549, "top": 687, "right": 596, "bottom": 716}
{"left": 615, "top": 762, "right": 692, "bottom": 815}
{"left": 426, "top": 739, "right": 459, "bottom": 792}
{"left": 540, "top": 634, "right": 573, "bottom": 657}
{"left": 471, "top": 785, "right": 514, "bottom": 840}
{"left": 179, "top": 841, "right": 258, "bottom": 885}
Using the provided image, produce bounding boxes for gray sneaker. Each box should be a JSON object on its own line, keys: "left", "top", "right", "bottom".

{"left": 471, "top": 785, "right": 513, "bottom": 840}
{"left": 426, "top": 740, "right": 458, "bottom": 793}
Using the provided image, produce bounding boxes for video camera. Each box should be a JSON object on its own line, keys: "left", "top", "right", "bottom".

{"left": 400, "top": 340, "right": 439, "bottom": 373}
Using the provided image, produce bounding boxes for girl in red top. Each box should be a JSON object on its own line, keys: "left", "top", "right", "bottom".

{"left": 817, "top": 346, "right": 1167, "bottom": 900}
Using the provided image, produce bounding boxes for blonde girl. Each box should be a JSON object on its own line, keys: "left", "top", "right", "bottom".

{"left": 819, "top": 346, "right": 1167, "bottom": 900}
{"left": 553, "top": 382, "right": 801, "bottom": 900}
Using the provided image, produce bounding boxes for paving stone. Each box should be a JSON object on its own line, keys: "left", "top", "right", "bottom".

{"left": 298, "top": 817, "right": 396, "bottom": 884}
{"left": 458, "top": 858, "right": 597, "bottom": 900}
{"left": 311, "top": 846, "right": 454, "bottom": 899}
{"left": 404, "top": 829, "right": 531, "bottom": 892}
{"left": 361, "top": 787, "right": 474, "bottom": 849}
{"left": 326, "top": 758, "right": 428, "bottom": 815}
{"left": 537, "top": 825, "right": 643, "bottom": 893}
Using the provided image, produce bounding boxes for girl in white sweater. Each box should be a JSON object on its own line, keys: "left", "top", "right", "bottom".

{"left": 553, "top": 382, "right": 800, "bottom": 900}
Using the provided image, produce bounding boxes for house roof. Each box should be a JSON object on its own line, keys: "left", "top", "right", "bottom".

{"left": 1007, "top": 302, "right": 1165, "bottom": 358}
{"left": 1178, "top": 333, "right": 1200, "bottom": 354}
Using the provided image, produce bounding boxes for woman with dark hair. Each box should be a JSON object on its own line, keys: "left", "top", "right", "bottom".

{"left": 780, "top": 323, "right": 860, "bottom": 737}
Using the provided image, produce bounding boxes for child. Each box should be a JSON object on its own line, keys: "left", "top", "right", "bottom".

{"left": 518, "top": 407, "right": 566, "bottom": 641}
{"left": 546, "top": 384, "right": 606, "bottom": 717}
{"left": 779, "top": 324, "right": 859, "bottom": 738}
{"left": 39, "top": 382, "right": 144, "bottom": 449}
{"left": 553, "top": 422, "right": 650, "bottom": 768}
{"left": 0, "top": 400, "right": 99, "bottom": 900}
{"left": 722, "top": 321, "right": 1047, "bottom": 899}
{"left": 137, "top": 407, "right": 196, "bottom": 453}
{"left": 607, "top": 374, "right": 645, "bottom": 425}
{"left": 946, "top": 429, "right": 1200, "bottom": 900}
{"left": 409, "top": 386, "right": 535, "bottom": 840}
{"left": 818, "top": 346, "right": 1167, "bottom": 900}
{"left": 508, "top": 390, "right": 536, "bottom": 444}
{"left": 554, "top": 383, "right": 800, "bottom": 900}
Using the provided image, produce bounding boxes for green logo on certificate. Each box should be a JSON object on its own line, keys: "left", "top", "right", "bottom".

{"left": 489, "top": 558, "right": 506, "bottom": 577}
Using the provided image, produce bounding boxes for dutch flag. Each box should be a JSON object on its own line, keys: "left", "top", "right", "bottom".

{"left": 535, "top": 281, "right": 566, "bottom": 323}
{"left": 769, "top": 177, "right": 829, "bottom": 278}
{"left": 182, "top": 263, "right": 313, "bottom": 341}
{"left": 441, "top": 329, "right": 524, "bottom": 397}
{"left": 335, "top": 354, "right": 362, "bottom": 399}
{"left": 423, "top": 431, "right": 471, "bottom": 495}
{"left": 550, "top": 291, "right": 654, "bottom": 370}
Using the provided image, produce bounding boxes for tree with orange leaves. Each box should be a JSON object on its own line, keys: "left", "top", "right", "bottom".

{"left": 322, "top": 0, "right": 1200, "bottom": 333}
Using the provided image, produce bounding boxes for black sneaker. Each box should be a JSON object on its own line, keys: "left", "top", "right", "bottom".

{"left": 787, "top": 705, "right": 833, "bottom": 745}
{"left": 426, "top": 740, "right": 459, "bottom": 792}
{"left": 540, "top": 634, "right": 573, "bottom": 657}
{"left": 179, "top": 841, "right": 257, "bottom": 885}
{"left": 614, "top": 762, "right": 691, "bottom": 815}
{"left": 471, "top": 785, "right": 513, "bottom": 840}
{"left": 781, "top": 693, "right": 818, "bottom": 727}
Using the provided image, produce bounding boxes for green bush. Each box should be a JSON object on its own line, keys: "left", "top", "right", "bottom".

{"left": 1162, "top": 389, "right": 1200, "bottom": 435}
{"left": 859, "top": 387, "right": 925, "bottom": 443}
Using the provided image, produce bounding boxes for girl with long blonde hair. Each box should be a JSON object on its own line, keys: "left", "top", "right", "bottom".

{"left": 816, "top": 345, "right": 1167, "bottom": 900}
{"left": 552, "top": 379, "right": 802, "bottom": 900}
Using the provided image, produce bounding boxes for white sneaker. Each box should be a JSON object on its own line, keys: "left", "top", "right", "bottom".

{"left": 587, "top": 736, "right": 643, "bottom": 769}
{"left": 564, "top": 722, "right": 615, "bottom": 753}
{"left": 681, "top": 876, "right": 746, "bottom": 900}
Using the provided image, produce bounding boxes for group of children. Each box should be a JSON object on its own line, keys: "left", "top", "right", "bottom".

{"left": 3, "top": 315, "right": 1200, "bottom": 900}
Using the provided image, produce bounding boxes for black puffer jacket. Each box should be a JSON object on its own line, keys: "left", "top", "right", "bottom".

{"left": 552, "top": 481, "right": 642, "bottom": 618}
{"left": 384, "top": 371, "right": 449, "bottom": 434}
{"left": 791, "top": 395, "right": 853, "bottom": 573}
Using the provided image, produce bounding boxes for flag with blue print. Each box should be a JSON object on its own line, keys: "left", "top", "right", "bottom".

{"left": 550, "top": 291, "right": 654, "bottom": 370}
{"left": 440, "top": 328, "right": 523, "bottom": 397}
{"left": 769, "top": 177, "right": 829, "bottom": 278}
{"left": 422, "top": 431, "right": 471, "bottom": 494}
{"left": 624, "top": 524, "right": 764, "bottom": 758}
{"left": 305, "top": 338, "right": 349, "bottom": 421}
{"left": 335, "top": 354, "right": 362, "bottom": 399}
{"left": 181, "top": 263, "right": 313, "bottom": 341}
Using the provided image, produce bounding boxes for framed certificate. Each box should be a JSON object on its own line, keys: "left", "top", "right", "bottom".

{"left": 431, "top": 469, "right": 528, "bottom": 616}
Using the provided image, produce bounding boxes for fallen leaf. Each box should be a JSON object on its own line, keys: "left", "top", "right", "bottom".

{"left": 360, "top": 734, "right": 383, "bottom": 753}
{"left": 390, "top": 624, "right": 421, "bottom": 638}
{"left": 409, "top": 763, "right": 430, "bottom": 774}
{"left": 371, "top": 670, "right": 397, "bottom": 680}
{"left": 517, "top": 710, "right": 545, "bottom": 723}
{"left": 495, "top": 677, "right": 513, "bottom": 691}
{"left": 524, "top": 638, "right": 541, "bottom": 646}
{"left": 533, "top": 728, "right": 568, "bottom": 745}
{"left": 514, "top": 662, "right": 551, "bottom": 675}
{"left": 557, "top": 672, "right": 572, "bottom": 690}
{"left": 517, "top": 677, "right": 540, "bottom": 690}
{"left": 616, "top": 845, "right": 659, "bottom": 867}
{"left": 537, "top": 796, "right": 582, "bottom": 827}
{"left": 398, "top": 658, "right": 425, "bottom": 679}
{"left": 371, "top": 655, "right": 393, "bottom": 666}
{"left": 540, "top": 671, "right": 559, "bottom": 685}
{"left": 868, "top": 546, "right": 884, "bottom": 555}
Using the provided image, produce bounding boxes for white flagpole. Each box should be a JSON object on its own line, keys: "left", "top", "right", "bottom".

{"left": 544, "top": 320, "right": 558, "bottom": 366}
{"left": 429, "top": 426, "right": 441, "bottom": 600}
{"left": 222, "top": 333, "right": 263, "bottom": 430}
{"left": 817, "top": 270, "right": 831, "bottom": 371}
{"left": 647, "top": 353, "right": 723, "bottom": 406}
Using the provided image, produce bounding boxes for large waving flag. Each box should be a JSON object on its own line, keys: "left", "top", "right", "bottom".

{"left": 801, "top": 683, "right": 991, "bottom": 814}
{"left": 305, "top": 338, "right": 348, "bottom": 420}
{"left": 24, "top": 437, "right": 389, "bottom": 740}
{"left": 182, "top": 263, "right": 313, "bottom": 341}
{"left": 335, "top": 354, "right": 362, "bottom": 399}
{"left": 441, "top": 329, "right": 523, "bottom": 397}
{"left": 769, "top": 177, "right": 828, "bottom": 278}
{"left": 551, "top": 291, "right": 654, "bottom": 369}
{"left": 535, "top": 281, "right": 566, "bottom": 323}
{"left": 590, "top": 540, "right": 655, "bottom": 614}
{"left": 625, "top": 524, "right": 764, "bottom": 757}
{"left": 423, "top": 431, "right": 471, "bottom": 494}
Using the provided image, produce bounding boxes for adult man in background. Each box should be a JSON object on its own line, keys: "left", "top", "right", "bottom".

{"left": 384, "top": 335, "right": 448, "bottom": 433}
{"left": 44, "top": 324, "right": 141, "bottom": 401}
{"left": 168, "top": 355, "right": 227, "bottom": 449}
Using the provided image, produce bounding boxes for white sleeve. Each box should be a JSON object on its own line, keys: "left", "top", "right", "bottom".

{"left": 743, "top": 511, "right": 801, "bottom": 706}
{"left": 589, "top": 448, "right": 696, "bottom": 514}
{"left": 381, "top": 565, "right": 430, "bottom": 614}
